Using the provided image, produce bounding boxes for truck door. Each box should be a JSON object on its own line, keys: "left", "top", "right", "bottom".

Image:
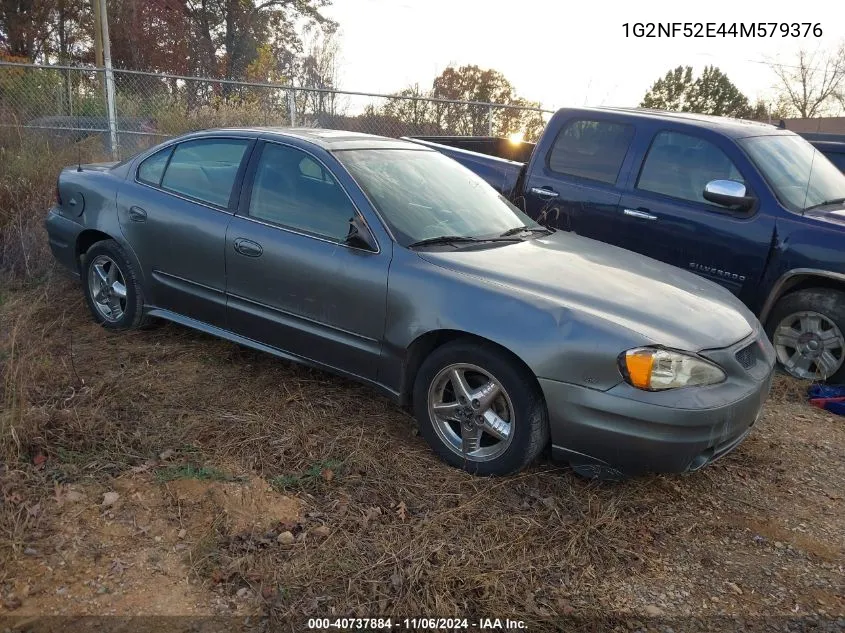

{"left": 522, "top": 117, "right": 636, "bottom": 247}
{"left": 617, "top": 129, "right": 774, "bottom": 299}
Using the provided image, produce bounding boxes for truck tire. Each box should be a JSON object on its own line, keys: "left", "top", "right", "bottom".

{"left": 766, "top": 288, "right": 845, "bottom": 383}
{"left": 413, "top": 340, "right": 549, "bottom": 476}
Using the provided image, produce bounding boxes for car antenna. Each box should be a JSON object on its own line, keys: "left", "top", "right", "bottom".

{"left": 75, "top": 93, "right": 82, "bottom": 172}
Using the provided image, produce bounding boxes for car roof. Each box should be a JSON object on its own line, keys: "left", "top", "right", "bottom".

{"left": 567, "top": 106, "right": 792, "bottom": 139}
{"left": 186, "top": 127, "right": 425, "bottom": 151}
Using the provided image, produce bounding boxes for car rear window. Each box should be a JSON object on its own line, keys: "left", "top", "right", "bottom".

{"left": 137, "top": 146, "right": 173, "bottom": 186}
{"left": 159, "top": 138, "right": 250, "bottom": 208}
{"left": 547, "top": 119, "right": 634, "bottom": 184}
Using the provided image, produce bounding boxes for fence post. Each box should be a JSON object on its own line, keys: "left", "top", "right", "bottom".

{"left": 487, "top": 104, "right": 494, "bottom": 136}
{"left": 288, "top": 89, "right": 297, "bottom": 127}
{"left": 98, "top": 0, "right": 119, "bottom": 159}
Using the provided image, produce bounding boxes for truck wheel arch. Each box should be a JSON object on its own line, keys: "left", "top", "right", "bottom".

{"left": 760, "top": 268, "right": 845, "bottom": 324}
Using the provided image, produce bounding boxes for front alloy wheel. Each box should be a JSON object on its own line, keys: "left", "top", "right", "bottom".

{"left": 413, "top": 340, "right": 549, "bottom": 476}
{"left": 428, "top": 363, "right": 515, "bottom": 462}
{"left": 773, "top": 310, "right": 845, "bottom": 380}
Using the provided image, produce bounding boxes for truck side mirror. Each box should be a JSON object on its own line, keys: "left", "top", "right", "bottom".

{"left": 345, "top": 214, "right": 378, "bottom": 251}
{"left": 703, "top": 179, "right": 755, "bottom": 210}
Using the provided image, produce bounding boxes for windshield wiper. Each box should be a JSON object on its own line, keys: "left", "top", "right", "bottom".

{"left": 408, "top": 235, "right": 521, "bottom": 248}
{"left": 408, "top": 235, "right": 482, "bottom": 248}
{"left": 499, "top": 225, "right": 554, "bottom": 237}
{"left": 805, "top": 197, "right": 845, "bottom": 212}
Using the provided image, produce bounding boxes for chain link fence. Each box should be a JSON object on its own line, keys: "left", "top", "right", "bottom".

{"left": 0, "top": 61, "right": 552, "bottom": 160}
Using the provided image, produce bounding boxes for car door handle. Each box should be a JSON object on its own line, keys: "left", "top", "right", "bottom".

{"left": 530, "top": 187, "right": 559, "bottom": 199}
{"left": 233, "top": 238, "right": 263, "bottom": 258}
{"left": 623, "top": 208, "right": 658, "bottom": 221}
{"left": 128, "top": 206, "right": 147, "bottom": 222}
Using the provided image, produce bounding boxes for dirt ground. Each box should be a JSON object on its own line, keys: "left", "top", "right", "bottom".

{"left": 1, "top": 277, "right": 843, "bottom": 632}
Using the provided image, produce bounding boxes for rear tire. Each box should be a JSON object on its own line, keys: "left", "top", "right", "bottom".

{"left": 412, "top": 340, "right": 549, "bottom": 476}
{"left": 81, "top": 239, "right": 151, "bottom": 331}
{"left": 766, "top": 288, "right": 845, "bottom": 383}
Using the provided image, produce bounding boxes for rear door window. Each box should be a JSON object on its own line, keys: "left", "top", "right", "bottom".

{"left": 159, "top": 138, "right": 250, "bottom": 208}
{"left": 637, "top": 131, "right": 745, "bottom": 206}
{"left": 547, "top": 119, "right": 635, "bottom": 184}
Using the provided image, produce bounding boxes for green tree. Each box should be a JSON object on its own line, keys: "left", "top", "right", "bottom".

{"left": 640, "top": 66, "right": 694, "bottom": 111}
{"left": 374, "top": 65, "right": 546, "bottom": 139}
{"left": 688, "top": 66, "right": 752, "bottom": 117}
{"left": 641, "top": 65, "right": 759, "bottom": 118}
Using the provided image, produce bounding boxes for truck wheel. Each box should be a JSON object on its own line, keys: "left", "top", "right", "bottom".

{"left": 412, "top": 340, "right": 549, "bottom": 476}
{"left": 81, "top": 240, "right": 151, "bottom": 331}
{"left": 766, "top": 288, "right": 845, "bottom": 382}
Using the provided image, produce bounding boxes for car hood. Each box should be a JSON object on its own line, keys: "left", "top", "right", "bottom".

{"left": 417, "top": 232, "right": 756, "bottom": 350}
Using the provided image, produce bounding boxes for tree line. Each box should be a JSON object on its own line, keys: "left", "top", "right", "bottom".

{"left": 640, "top": 46, "right": 845, "bottom": 120}
{"left": 3, "top": 2, "right": 844, "bottom": 141}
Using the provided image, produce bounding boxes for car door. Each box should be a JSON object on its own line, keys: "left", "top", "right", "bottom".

{"left": 617, "top": 129, "right": 775, "bottom": 299}
{"left": 117, "top": 136, "right": 254, "bottom": 327}
{"left": 522, "top": 117, "right": 636, "bottom": 246}
{"left": 224, "top": 139, "right": 391, "bottom": 381}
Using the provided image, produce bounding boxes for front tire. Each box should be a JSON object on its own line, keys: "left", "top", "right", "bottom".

{"left": 81, "top": 239, "right": 150, "bottom": 331}
{"left": 412, "top": 340, "right": 549, "bottom": 476}
{"left": 766, "top": 288, "right": 845, "bottom": 382}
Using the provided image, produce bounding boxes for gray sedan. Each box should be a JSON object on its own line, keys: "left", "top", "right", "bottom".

{"left": 45, "top": 128, "right": 776, "bottom": 478}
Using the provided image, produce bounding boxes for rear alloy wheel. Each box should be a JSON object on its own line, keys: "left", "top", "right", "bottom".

{"left": 413, "top": 341, "right": 549, "bottom": 476}
{"left": 767, "top": 289, "right": 845, "bottom": 382}
{"left": 81, "top": 239, "right": 151, "bottom": 331}
{"left": 87, "top": 254, "right": 128, "bottom": 323}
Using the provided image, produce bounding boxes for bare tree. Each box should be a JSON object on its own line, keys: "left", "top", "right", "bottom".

{"left": 294, "top": 28, "right": 344, "bottom": 118}
{"left": 768, "top": 46, "right": 845, "bottom": 118}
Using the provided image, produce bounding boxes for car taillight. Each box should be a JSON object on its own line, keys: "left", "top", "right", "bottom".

{"left": 55, "top": 179, "right": 62, "bottom": 206}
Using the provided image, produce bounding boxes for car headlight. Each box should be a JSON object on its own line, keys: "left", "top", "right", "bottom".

{"left": 619, "top": 347, "right": 726, "bottom": 391}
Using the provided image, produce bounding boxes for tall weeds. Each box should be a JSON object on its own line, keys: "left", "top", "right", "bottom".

{"left": 0, "top": 129, "right": 107, "bottom": 284}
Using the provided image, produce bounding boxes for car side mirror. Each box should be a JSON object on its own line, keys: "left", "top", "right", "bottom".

{"left": 345, "top": 215, "right": 378, "bottom": 251}
{"left": 703, "top": 179, "right": 755, "bottom": 210}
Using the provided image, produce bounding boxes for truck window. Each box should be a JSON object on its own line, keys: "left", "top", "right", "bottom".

{"left": 637, "top": 131, "right": 745, "bottom": 206}
{"left": 547, "top": 120, "right": 634, "bottom": 184}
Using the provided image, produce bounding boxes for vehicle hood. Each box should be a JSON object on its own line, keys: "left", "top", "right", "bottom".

{"left": 417, "top": 231, "right": 756, "bottom": 350}
{"left": 804, "top": 207, "right": 845, "bottom": 228}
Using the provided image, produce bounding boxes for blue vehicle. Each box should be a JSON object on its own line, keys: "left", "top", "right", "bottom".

{"left": 412, "top": 108, "right": 845, "bottom": 382}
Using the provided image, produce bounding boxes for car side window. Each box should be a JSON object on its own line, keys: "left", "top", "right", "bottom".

{"left": 159, "top": 138, "right": 250, "bottom": 208}
{"left": 637, "top": 131, "right": 745, "bottom": 206}
{"left": 137, "top": 146, "right": 173, "bottom": 186}
{"left": 248, "top": 143, "right": 357, "bottom": 243}
{"left": 547, "top": 119, "right": 635, "bottom": 184}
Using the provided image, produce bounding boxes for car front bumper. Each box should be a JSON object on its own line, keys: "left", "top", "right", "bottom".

{"left": 540, "top": 332, "right": 775, "bottom": 476}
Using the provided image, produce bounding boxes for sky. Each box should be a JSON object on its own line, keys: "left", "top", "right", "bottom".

{"left": 322, "top": 0, "right": 844, "bottom": 113}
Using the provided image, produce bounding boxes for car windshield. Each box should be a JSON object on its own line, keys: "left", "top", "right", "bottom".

{"left": 336, "top": 149, "right": 539, "bottom": 246}
{"left": 739, "top": 134, "right": 845, "bottom": 212}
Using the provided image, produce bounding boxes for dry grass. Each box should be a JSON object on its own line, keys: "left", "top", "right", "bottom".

{"left": 1, "top": 277, "right": 843, "bottom": 630}
{"left": 0, "top": 131, "right": 106, "bottom": 283}
{"left": 0, "top": 137, "right": 843, "bottom": 629}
